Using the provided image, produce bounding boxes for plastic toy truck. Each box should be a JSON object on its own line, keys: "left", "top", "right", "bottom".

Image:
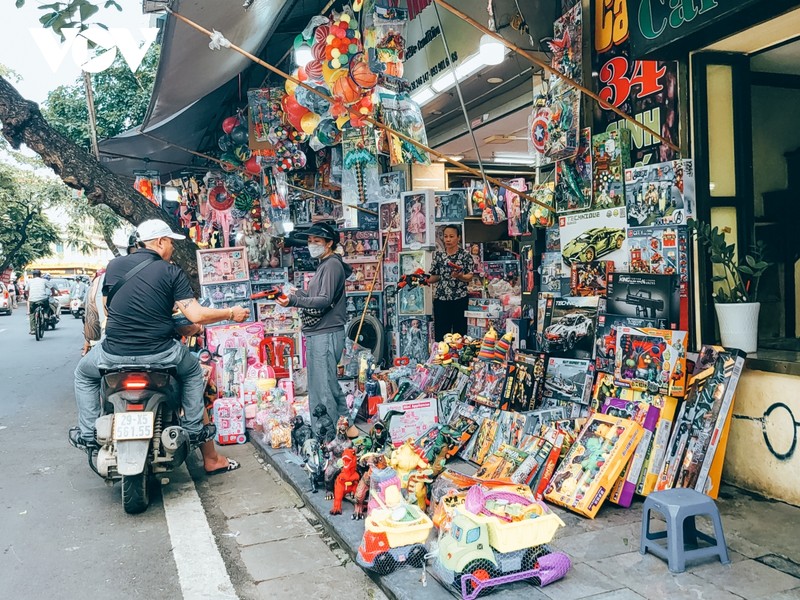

{"left": 438, "top": 507, "right": 569, "bottom": 598}
{"left": 356, "top": 504, "right": 433, "bottom": 573}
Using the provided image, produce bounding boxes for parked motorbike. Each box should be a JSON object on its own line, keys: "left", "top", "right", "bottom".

{"left": 70, "top": 297, "right": 85, "bottom": 319}
{"left": 88, "top": 365, "right": 192, "bottom": 514}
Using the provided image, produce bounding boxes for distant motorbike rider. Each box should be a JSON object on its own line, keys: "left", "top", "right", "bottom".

{"left": 26, "top": 269, "right": 58, "bottom": 334}
{"left": 70, "top": 219, "right": 250, "bottom": 449}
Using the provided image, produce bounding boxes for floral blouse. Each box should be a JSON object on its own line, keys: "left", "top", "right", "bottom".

{"left": 431, "top": 247, "right": 474, "bottom": 301}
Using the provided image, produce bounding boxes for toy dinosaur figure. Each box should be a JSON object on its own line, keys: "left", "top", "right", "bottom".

{"left": 324, "top": 416, "right": 354, "bottom": 499}
{"left": 331, "top": 447, "right": 361, "bottom": 515}
{"left": 302, "top": 437, "right": 325, "bottom": 493}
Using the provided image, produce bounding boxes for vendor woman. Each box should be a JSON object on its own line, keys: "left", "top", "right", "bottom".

{"left": 428, "top": 224, "right": 474, "bottom": 341}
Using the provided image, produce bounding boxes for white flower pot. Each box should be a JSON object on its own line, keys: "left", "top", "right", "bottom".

{"left": 714, "top": 302, "right": 760, "bottom": 354}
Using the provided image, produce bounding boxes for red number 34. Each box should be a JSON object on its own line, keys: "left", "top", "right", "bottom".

{"left": 599, "top": 56, "right": 666, "bottom": 108}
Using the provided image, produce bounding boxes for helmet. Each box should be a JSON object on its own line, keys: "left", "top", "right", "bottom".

{"left": 43, "top": 273, "right": 51, "bottom": 280}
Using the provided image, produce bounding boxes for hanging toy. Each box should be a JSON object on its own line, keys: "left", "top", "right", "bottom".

{"left": 343, "top": 139, "right": 377, "bottom": 205}
{"left": 208, "top": 184, "right": 234, "bottom": 211}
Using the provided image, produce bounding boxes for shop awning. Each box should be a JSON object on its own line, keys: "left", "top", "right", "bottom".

{"left": 99, "top": 0, "right": 294, "bottom": 177}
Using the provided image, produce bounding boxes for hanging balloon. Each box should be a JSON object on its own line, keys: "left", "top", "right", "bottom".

{"left": 305, "top": 59, "right": 323, "bottom": 82}
{"left": 244, "top": 156, "right": 261, "bottom": 175}
{"left": 230, "top": 125, "right": 249, "bottom": 146}
{"left": 349, "top": 54, "right": 378, "bottom": 89}
{"left": 300, "top": 112, "right": 322, "bottom": 135}
{"left": 233, "top": 145, "right": 252, "bottom": 162}
{"left": 295, "top": 84, "right": 330, "bottom": 114}
{"left": 222, "top": 116, "right": 240, "bottom": 134}
{"left": 224, "top": 173, "right": 245, "bottom": 194}
{"left": 208, "top": 184, "right": 234, "bottom": 210}
{"left": 218, "top": 135, "right": 233, "bottom": 151}
{"left": 292, "top": 150, "right": 307, "bottom": 169}
{"left": 316, "top": 118, "right": 342, "bottom": 146}
{"left": 285, "top": 108, "right": 308, "bottom": 133}
{"left": 234, "top": 194, "right": 254, "bottom": 212}
{"left": 243, "top": 179, "right": 261, "bottom": 198}
{"left": 332, "top": 74, "right": 360, "bottom": 104}
{"left": 220, "top": 152, "right": 239, "bottom": 172}
{"left": 314, "top": 25, "right": 330, "bottom": 48}
{"left": 335, "top": 114, "right": 350, "bottom": 130}
{"left": 285, "top": 73, "right": 299, "bottom": 96}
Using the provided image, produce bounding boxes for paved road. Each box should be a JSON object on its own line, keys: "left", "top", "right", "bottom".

{"left": 0, "top": 305, "right": 387, "bottom": 600}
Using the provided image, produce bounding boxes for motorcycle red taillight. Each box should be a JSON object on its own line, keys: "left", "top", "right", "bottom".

{"left": 124, "top": 379, "right": 148, "bottom": 390}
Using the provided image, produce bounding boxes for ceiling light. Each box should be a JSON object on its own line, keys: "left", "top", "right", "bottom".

{"left": 431, "top": 72, "right": 457, "bottom": 93}
{"left": 294, "top": 44, "right": 313, "bottom": 68}
{"left": 410, "top": 86, "right": 435, "bottom": 105}
{"left": 431, "top": 110, "right": 443, "bottom": 115}
{"left": 487, "top": 77, "right": 504, "bottom": 84}
{"left": 479, "top": 34, "right": 506, "bottom": 66}
{"left": 448, "top": 155, "right": 464, "bottom": 162}
{"left": 493, "top": 152, "right": 535, "bottom": 165}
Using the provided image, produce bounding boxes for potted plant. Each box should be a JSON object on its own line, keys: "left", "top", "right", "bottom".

{"left": 688, "top": 218, "right": 771, "bottom": 353}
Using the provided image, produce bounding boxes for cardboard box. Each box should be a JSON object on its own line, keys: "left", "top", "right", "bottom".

{"left": 378, "top": 398, "right": 438, "bottom": 446}
{"left": 544, "top": 412, "right": 643, "bottom": 518}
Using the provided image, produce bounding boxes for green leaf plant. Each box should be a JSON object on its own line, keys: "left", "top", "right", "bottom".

{"left": 688, "top": 218, "right": 772, "bottom": 303}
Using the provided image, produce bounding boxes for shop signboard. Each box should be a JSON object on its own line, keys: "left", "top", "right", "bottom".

{"left": 626, "top": 0, "right": 774, "bottom": 59}
{"left": 591, "top": 0, "right": 680, "bottom": 166}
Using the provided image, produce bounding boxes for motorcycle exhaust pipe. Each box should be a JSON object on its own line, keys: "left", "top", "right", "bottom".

{"left": 161, "top": 426, "right": 188, "bottom": 451}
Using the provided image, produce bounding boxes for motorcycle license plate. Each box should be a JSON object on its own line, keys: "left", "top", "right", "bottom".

{"left": 113, "top": 412, "right": 154, "bottom": 440}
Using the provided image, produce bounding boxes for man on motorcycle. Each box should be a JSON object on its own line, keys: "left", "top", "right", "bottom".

{"left": 70, "top": 219, "right": 250, "bottom": 450}
{"left": 26, "top": 269, "right": 57, "bottom": 334}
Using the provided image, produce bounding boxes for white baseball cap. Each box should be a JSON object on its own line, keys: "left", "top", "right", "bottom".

{"left": 136, "top": 219, "right": 186, "bottom": 242}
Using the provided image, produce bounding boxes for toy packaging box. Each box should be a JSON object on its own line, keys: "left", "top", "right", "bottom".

{"left": 555, "top": 127, "right": 593, "bottom": 214}
{"left": 205, "top": 322, "right": 265, "bottom": 355}
{"left": 558, "top": 207, "right": 629, "bottom": 272}
{"left": 378, "top": 170, "right": 406, "bottom": 202}
{"left": 346, "top": 293, "right": 383, "bottom": 323}
{"left": 570, "top": 260, "right": 614, "bottom": 297}
{"left": 627, "top": 225, "right": 689, "bottom": 286}
{"left": 544, "top": 412, "right": 643, "bottom": 518}
{"left": 378, "top": 398, "right": 438, "bottom": 447}
{"left": 379, "top": 200, "right": 401, "bottom": 232}
{"left": 213, "top": 397, "right": 247, "bottom": 445}
{"left": 340, "top": 229, "right": 382, "bottom": 261}
{"left": 400, "top": 189, "right": 435, "bottom": 250}
{"left": 605, "top": 272, "right": 680, "bottom": 329}
{"left": 541, "top": 357, "right": 594, "bottom": 414}
{"left": 357, "top": 202, "right": 380, "bottom": 231}
{"left": 254, "top": 301, "right": 299, "bottom": 334}
{"left": 613, "top": 326, "right": 688, "bottom": 397}
{"left": 250, "top": 267, "right": 289, "bottom": 293}
{"left": 499, "top": 351, "right": 547, "bottom": 412}
{"left": 602, "top": 399, "right": 660, "bottom": 507}
{"left": 197, "top": 247, "right": 250, "bottom": 285}
{"left": 520, "top": 234, "right": 538, "bottom": 304}
{"left": 541, "top": 252, "right": 569, "bottom": 296}
{"left": 625, "top": 159, "right": 695, "bottom": 227}
{"left": 540, "top": 295, "right": 600, "bottom": 359}
{"left": 434, "top": 189, "right": 468, "bottom": 223}
{"left": 501, "top": 178, "right": 530, "bottom": 236}
{"left": 591, "top": 129, "right": 631, "bottom": 209}
{"left": 656, "top": 345, "right": 746, "bottom": 495}
{"left": 594, "top": 313, "right": 658, "bottom": 374}
{"left": 396, "top": 316, "right": 432, "bottom": 365}
{"left": 345, "top": 261, "right": 383, "bottom": 293}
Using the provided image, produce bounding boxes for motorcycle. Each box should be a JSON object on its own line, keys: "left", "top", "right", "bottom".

{"left": 89, "top": 365, "right": 192, "bottom": 514}
{"left": 45, "top": 299, "right": 60, "bottom": 330}
{"left": 70, "top": 297, "right": 85, "bottom": 319}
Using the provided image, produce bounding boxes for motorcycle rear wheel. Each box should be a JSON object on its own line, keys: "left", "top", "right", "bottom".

{"left": 122, "top": 468, "right": 151, "bottom": 514}
{"left": 35, "top": 310, "right": 44, "bottom": 341}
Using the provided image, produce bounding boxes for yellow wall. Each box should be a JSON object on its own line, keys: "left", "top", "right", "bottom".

{"left": 723, "top": 368, "right": 800, "bottom": 505}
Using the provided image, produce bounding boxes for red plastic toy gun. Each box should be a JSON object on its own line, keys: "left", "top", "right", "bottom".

{"left": 397, "top": 268, "right": 430, "bottom": 289}
{"left": 250, "top": 287, "right": 287, "bottom": 301}
{"left": 447, "top": 261, "right": 463, "bottom": 272}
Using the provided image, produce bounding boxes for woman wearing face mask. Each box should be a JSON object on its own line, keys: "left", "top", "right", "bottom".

{"left": 278, "top": 223, "right": 353, "bottom": 425}
{"left": 428, "top": 224, "right": 474, "bottom": 341}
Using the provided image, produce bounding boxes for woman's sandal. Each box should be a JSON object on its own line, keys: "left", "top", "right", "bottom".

{"left": 205, "top": 459, "right": 240, "bottom": 476}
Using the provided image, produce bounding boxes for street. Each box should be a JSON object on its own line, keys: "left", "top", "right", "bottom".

{"left": 0, "top": 306, "right": 385, "bottom": 600}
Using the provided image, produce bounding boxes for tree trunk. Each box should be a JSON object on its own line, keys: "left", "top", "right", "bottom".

{"left": 0, "top": 76, "right": 200, "bottom": 291}
{"left": 102, "top": 228, "right": 121, "bottom": 257}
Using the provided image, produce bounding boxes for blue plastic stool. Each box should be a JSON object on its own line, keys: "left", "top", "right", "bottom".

{"left": 640, "top": 488, "right": 730, "bottom": 573}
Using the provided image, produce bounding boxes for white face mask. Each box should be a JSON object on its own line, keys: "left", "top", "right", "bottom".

{"left": 308, "top": 243, "right": 327, "bottom": 258}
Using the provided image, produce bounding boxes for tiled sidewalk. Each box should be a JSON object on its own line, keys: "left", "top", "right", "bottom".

{"left": 250, "top": 436, "right": 800, "bottom": 600}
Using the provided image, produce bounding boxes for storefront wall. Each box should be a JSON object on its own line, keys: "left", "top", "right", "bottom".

{"left": 618, "top": 0, "right": 800, "bottom": 505}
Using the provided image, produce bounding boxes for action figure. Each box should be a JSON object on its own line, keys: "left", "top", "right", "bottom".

{"left": 313, "top": 404, "right": 335, "bottom": 444}
{"left": 291, "top": 415, "right": 314, "bottom": 454}
{"left": 324, "top": 416, "right": 354, "bottom": 499}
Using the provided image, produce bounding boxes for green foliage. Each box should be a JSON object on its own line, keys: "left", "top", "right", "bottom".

{"left": 17, "top": 0, "right": 121, "bottom": 37}
{"left": 42, "top": 45, "right": 159, "bottom": 152}
{"left": 688, "top": 218, "right": 772, "bottom": 304}
{"left": 0, "top": 165, "right": 66, "bottom": 271}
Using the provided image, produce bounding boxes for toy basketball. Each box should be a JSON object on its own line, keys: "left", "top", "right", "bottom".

{"left": 350, "top": 55, "right": 378, "bottom": 89}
